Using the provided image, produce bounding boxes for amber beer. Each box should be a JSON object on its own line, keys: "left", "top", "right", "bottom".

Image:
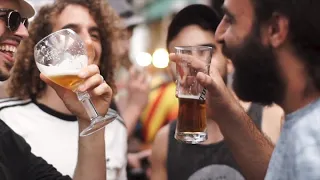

{"left": 175, "top": 93, "right": 207, "bottom": 144}
{"left": 47, "top": 71, "right": 84, "bottom": 91}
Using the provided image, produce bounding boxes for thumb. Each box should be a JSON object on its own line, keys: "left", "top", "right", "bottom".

{"left": 196, "top": 72, "right": 217, "bottom": 93}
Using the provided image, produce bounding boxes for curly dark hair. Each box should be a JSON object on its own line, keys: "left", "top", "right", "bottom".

{"left": 8, "top": 0, "right": 123, "bottom": 99}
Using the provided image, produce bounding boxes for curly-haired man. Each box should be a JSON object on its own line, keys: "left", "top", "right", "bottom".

{"left": 0, "top": 0, "right": 115, "bottom": 179}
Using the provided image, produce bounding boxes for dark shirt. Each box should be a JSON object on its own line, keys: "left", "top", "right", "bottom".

{"left": 0, "top": 120, "right": 71, "bottom": 180}
{"left": 167, "top": 121, "right": 244, "bottom": 180}
{"left": 166, "top": 103, "right": 263, "bottom": 180}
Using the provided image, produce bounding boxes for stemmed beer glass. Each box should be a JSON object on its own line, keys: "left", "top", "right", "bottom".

{"left": 34, "top": 29, "right": 117, "bottom": 137}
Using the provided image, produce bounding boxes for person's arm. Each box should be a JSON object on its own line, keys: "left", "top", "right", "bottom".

{"left": 22, "top": 131, "right": 104, "bottom": 180}
{"left": 120, "top": 66, "right": 150, "bottom": 136}
{"left": 214, "top": 100, "right": 274, "bottom": 179}
{"left": 123, "top": 105, "right": 145, "bottom": 136}
{"left": 41, "top": 64, "right": 110, "bottom": 180}
{"left": 73, "top": 122, "right": 106, "bottom": 180}
{"left": 105, "top": 118, "right": 128, "bottom": 180}
{"left": 151, "top": 125, "right": 169, "bottom": 180}
{"left": 170, "top": 53, "right": 274, "bottom": 180}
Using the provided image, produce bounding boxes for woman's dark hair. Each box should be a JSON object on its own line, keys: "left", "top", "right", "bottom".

{"left": 166, "top": 4, "right": 221, "bottom": 48}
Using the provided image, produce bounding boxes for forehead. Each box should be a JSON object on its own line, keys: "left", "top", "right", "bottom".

{"left": 54, "top": 4, "right": 98, "bottom": 28}
{"left": 0, "top": 0, "right": 21, "bottom": 11}
{"left": 168, "top": 25, "right": 216, "bottom": 52}
{"left": 224, "top": 0, "right": 254, "bottom": 22}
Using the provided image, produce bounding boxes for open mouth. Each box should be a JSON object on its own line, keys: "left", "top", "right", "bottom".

{"left": 0, "top": 45, "right": 17, "bottom": 58}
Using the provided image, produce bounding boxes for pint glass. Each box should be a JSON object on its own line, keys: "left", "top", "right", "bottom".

{"left": 174, "top": 46, "right": 213, "bottom": 144}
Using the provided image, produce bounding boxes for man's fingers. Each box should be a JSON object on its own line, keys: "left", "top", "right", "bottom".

{"left": 78, "top": 64, "right": 100, "bottom": 79}
{"left": 169, "top": 53, "right": 179, "bottom": 63}
{"left": 196, "top": 72, "right": 215, "bottom": 92}
{"left": 169, "top": 53, "right": 208, "bottom": 73}
{"left": 129, "top": 66, "right": 136, "bottom": 76}
{"left": 137, "top": 73, "right": 146, "bottom": 83}
{"left": 78, "top": 74, "right": 104, "bottom": 92}
{"left": 91, "top": 82, "right": 112, "bottom": 97}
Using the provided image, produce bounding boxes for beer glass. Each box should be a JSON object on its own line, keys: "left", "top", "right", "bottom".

{"left": 174, "top": 46, "right": 213, "bottom": 144}
{"left": 34, "top": 29, "right": 118, "bottom": 137}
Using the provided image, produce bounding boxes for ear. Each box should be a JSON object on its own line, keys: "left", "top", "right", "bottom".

{"left": 267, "top": 12, "right": 289, "bottom": 48}
{"left": 226, "top": 59, "right": 234, "bottom": 74}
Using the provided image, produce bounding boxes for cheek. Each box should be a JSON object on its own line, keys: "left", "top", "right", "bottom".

{"left": 92, "top": 43, "right": 102, "bottom": 65}
{"left": 0, "top": 23, "right": 8, "bottom": 39}
{"left": 210, "top": 55, "right": 227, "bottom": 74}
{"left": 223, "top": 26, "right": 242, "bottom": 47}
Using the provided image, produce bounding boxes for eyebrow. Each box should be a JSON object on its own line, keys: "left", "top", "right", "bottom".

{"left": 61, "top": 24, "right": 79, "bottom": 31}
{"left": 221, "top": 5, "right": 235, "bottom": 19}
{"left": 61, "top": 24, "right": 100, "bottom": 34}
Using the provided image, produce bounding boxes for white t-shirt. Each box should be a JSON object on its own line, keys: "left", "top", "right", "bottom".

{"left": 0, "top": 98, "right": 127, "bottom": 180}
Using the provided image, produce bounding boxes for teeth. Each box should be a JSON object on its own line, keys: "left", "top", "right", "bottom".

{"left": 0, "top": 45, "right": 17, "bottom": 53}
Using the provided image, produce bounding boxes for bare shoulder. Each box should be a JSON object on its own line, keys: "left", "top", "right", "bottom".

{"left": 151, "top": 125, "right": 170, "bottom": 180}
{"left": 152, "top": 124, "right": 170, "bottom": 163}
{"left": 262, "top": 104, "right": 284, "bottom": 143}
{"left": 153, "top": 124, "right": 170, "bottom": 154}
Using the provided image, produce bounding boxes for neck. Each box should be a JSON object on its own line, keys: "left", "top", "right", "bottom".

{"left": 280, "top": 87, "right": 320, "bottom": 115}
{"left": 37, "top": 86, "right": 72, "bottom": 115}
{"left": 276, "top": 49, "right": 320, "bottom": 114}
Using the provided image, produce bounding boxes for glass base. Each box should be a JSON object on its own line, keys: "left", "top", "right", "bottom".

{"left": 80, "top": 114, "right": 117, "bottom": 137}
{"left": 174, "top": 131, "right": 207, "bottom": 144}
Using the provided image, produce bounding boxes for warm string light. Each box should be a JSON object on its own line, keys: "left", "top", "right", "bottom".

{"left": 134, "top": 48, "right": 169, "bottom": 69}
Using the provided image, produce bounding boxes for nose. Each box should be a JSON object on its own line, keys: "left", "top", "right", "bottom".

{"left": 80, "top": 31, "right": 93, "bottom": 45}
{"left": 85, "top": 40, "right": 95, "bottom": 62}
{"left": 14, "top": 23, "right": 29, "bottom": 39}
{"left": 215, "top": 21, "right": 225, "bottom": 43}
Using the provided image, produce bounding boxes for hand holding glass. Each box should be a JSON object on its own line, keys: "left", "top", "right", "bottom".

{"left": 34, "top": 29, "right": 118, "bottom": 137}
{"left": 174, "top": 46, "right": 213, "bottom": 144}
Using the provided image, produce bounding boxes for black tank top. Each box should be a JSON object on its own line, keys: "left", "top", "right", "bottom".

{"left": 167, "top": 103, "right": 263, "bottom": 180}
{"left": 247, "top": 103, "right": 263, "bottom": 130}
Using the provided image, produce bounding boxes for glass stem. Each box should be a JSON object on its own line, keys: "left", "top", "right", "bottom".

{"left": 76, "top": 91, "right": 99, "bottom": 121}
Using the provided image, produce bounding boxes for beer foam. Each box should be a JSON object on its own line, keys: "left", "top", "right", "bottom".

{"left": 178, "top": 94, "right": 200, "bottom": 99}
{"left": 36, "top": 54, "right": 87, "bottom": 76}
{"left": 37, "top": 62, "right": 80, "bottom": 76}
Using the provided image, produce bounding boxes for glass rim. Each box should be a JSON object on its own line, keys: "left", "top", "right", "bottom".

{"left": 174, "top": 45, "right": 213, "bottom": 51}
{"left": 34, "top": 28, "right": 77, "bottom": 49}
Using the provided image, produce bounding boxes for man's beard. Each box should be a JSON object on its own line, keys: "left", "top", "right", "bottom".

{"left": 222, "top": 27, "right": 285, "bottom": 106}
{"left": 0, "top": 61, "right": 13, "bottom": 81}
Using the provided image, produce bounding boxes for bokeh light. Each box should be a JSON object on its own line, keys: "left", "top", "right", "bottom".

{"left": 152, "top": 48, "right": 169, "bottom": 68}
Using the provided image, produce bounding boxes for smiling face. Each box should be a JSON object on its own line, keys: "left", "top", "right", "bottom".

{"left": 0, "top": 0, "right": 29, "bottom": 81}
{"left": 52, "top": 4, "right": 102, "bottom": 65}
{"left": 215, "top": 0, "right": 285, "bottom": 105}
